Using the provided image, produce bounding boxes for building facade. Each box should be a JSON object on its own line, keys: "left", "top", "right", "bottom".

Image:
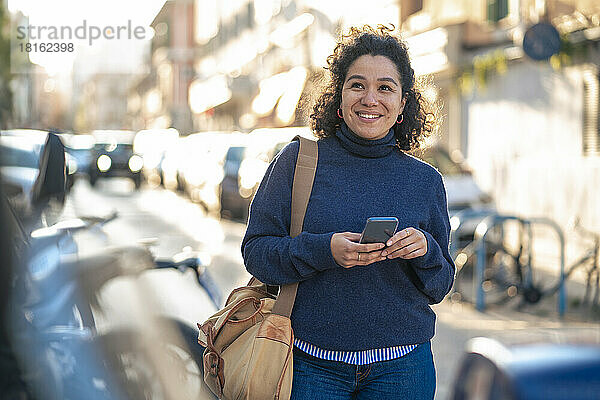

{"left": 402, "top": 0, "right": 600, "bottom": 261}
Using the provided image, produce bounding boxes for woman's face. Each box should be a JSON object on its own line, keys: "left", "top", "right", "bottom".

{"left": 340, "top": 54, "right": 406, "bottom": 140}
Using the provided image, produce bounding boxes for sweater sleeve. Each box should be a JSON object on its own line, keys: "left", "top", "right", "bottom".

{"left": 406, "top": 173, "right": 456, "bottom": 304}
{"left": 241, "top": 141, "right": 340, "bottom": 285}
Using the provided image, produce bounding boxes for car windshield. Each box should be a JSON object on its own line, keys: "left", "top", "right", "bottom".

{"left": 95, "top": 143, "right": 133, "bottom": 153}
{"left": 0, "top": 144, "right": 40, "bottom": 169}
{"left": 420, "top": 148, "right": 465, "bottom": 176}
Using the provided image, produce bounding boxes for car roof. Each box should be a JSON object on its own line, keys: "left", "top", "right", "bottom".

{"left": 64, "top": 134, "right": 95, "bottom": 149}
{"left": 1, "top": 129, "right": 49, "bottom": 145}
{"left": 91, "top": 130, "right": 136, "bottom": 144}
{"left": 0, "top": 130, "right": 49, "bottom": 153}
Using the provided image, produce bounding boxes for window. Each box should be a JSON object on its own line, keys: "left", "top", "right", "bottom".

{"left": 487, "top": 0, "right": 509, "bottom": 23}
{"left": 583, "top": 68, "right": 600, "bottom": 156}
{"left": 0, "top": 144, "right": 40, "bottom": 169}
{"left": 400, "top": 0, "right": 423, "bottom": 22}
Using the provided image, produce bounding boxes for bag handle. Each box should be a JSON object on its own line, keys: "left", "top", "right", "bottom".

{"left": 272, "top": 135, "right": 318, "bottom": 317}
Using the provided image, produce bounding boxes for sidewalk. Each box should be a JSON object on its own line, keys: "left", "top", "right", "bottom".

{"left": 432, "top": 295, "right": 600, "bottom": 400}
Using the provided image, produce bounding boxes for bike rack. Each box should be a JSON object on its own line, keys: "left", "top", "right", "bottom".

{"left": 523, "top": 216, "right": 566, "bottom": 316}
{"left": 450, "top": 210, "right": 566, "bottom": 317}
{"left": 449, "top": 208, "right": 498, "bottom": 257}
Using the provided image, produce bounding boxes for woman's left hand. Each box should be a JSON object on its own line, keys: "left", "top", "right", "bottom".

{"left": 381, "top": 227, "right": 428, "bottom": 259}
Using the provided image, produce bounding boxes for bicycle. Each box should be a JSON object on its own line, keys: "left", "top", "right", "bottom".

{"left": 452, "top": 220, "right": 532, "bottom": 307}
{"left": 452, "top": 217, "right": 599, "bottom": 311}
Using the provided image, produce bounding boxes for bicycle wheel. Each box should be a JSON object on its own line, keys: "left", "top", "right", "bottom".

{"left": 454, "top": 241, "right": 522, "bottom": 307}
{"left": 531, "top": 252, "right": 594, "bottom": 305}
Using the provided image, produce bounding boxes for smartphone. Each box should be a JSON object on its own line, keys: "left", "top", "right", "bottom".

{"left": 359, "top": 217, "right": 399, "bottom": 244}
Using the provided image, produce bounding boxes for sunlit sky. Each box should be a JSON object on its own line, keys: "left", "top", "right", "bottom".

{"left": 8, "top": 0, "right": 166, "bottom": 26}
{"left": 8, "top": 0, "right": 167, "bottom": 75}
{"left": 7, "top": 0, "right": 400, "bottom": 76}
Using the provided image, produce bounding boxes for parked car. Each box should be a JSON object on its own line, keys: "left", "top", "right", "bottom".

{"left": 222, "top": 127, "right": 313, "bottom": 220}
{"left": 451, "top": 337, "right": 600, "bottom": 400}
{"left": 0, "top": 130, "right": 46, "bottom": 198}
{"left": 60, "top": 133, "right": 95, "bottom": 183}
{"left": 415, "top": 145, "right": 495, "bottom": 249}
{"left": 161, "top": 135, "right": 192, "bottom": 192}
{"left": 89, "top": 130, "right": 143, "bottom": 189}
{"left": 177, "top": 131, "right": 231, "bottom": 200}
{"left": 133, "top": 128, "right": 180, "bottom": 187}
{"left": 0, "top": 129, "right": 67, "bottom": 220}
{"left": 181, "top": 131, "right": 248, "bottom": 214}
{"left": 219, "top": 143, "right": 249, "bottom": 219}
{"left": 1, "top": 133, "right": 220, "bottom": 399}
{"left": 416, "top": 145, "right": 493, "bottom": 215}
{"left": 0, "top": 130, "right": 70, "bottom": 399}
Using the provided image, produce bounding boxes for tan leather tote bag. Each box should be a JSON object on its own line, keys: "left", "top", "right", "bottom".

{"left": 197, "top": 136, "right": 318, "bottom": 400}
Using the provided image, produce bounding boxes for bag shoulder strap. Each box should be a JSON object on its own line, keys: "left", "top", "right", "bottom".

{"left": 272, "top": 135, "right": 318, "bottom": 317}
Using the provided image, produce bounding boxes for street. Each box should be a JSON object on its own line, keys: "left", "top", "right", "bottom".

{"left": 3, "top": 1, "right": 600, "bottom": 398}
{"left": 63, "top": 178, "right": 600, "bottom": 400}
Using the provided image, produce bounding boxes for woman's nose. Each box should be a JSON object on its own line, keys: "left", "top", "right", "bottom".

{"left": 361, "top": 89, "right": 378, "bottom": 106}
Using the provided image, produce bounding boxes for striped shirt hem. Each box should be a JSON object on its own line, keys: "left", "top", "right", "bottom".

{"left": 294, "top": 338, "right": 418, "bottom": 366}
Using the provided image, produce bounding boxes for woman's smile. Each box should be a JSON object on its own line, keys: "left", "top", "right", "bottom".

{"left": 356, "top": 112, "right": 382, "bottom": 120}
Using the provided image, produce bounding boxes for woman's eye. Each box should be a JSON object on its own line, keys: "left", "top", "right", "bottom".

{"left": 380, "top": 85, "right": 393, "bottom": 91}
{"left": 350, "top": 82, "right": 364, "bottom": 89}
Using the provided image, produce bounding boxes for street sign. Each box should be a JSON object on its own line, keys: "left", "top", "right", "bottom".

{"left": 522, "top": 22, "right": 561, "bottom": 61}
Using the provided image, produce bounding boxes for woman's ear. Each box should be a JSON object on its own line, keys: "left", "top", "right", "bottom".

{"left": 399, "top": 94, "right": 407, "bottom": 113}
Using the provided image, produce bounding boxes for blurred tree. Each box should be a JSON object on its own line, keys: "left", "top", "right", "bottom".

{"left": 0, "top": 1, "right": 13, "bottom": 128}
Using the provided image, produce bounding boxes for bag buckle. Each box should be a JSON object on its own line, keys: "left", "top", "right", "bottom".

{"left": 205, "top": 351, "right": 220, "bottom": 376}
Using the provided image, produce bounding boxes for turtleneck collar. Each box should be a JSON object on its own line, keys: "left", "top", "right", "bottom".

{"left": 335, "top": 122, "right": 397, "bottom": 158}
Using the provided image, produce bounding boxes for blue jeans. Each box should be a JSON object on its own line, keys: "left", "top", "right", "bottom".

{"left": 290, "top": 342, "right": 435, "bottom": 400}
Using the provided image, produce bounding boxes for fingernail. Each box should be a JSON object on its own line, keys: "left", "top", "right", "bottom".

{"left": 381, "top": 251, "right": 387, "bottom": 257}
{"left": 386, "top": 241, "right": 392, "bottom": 246}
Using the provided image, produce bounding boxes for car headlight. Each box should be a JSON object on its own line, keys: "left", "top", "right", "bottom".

{"left": 97, "top": 154, "right": 112, "bottom": 172}
{"left": 67, "top": 157, "right": 78, "bottom": 174}
{"left": 128, "top": 155, "right": 143, "bottom": 172}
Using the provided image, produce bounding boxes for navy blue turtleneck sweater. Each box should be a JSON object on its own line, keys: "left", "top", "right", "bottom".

{"left": 241, "top": 125, "right": 455, "bottom": 351}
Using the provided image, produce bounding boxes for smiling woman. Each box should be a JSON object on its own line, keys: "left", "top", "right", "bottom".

{"left": 242, "top": 25, "right": 454, "bottom": 400}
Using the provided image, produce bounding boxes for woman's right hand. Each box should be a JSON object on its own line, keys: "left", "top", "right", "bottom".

{"left": 330, "top": 232, "right": 386, "bottom": 268}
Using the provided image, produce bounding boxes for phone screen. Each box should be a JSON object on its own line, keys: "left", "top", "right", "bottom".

{"left": 359, "top": 217, "right": 399, "bottom": 244}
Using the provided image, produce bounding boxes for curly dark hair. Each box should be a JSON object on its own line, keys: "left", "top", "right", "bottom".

{"left": 310, "top": 25, "right": 436, "bottom": 151}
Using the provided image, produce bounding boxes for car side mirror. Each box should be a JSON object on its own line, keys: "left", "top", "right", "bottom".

{"left": 31, "top": 133, "right": 66, "bottom": 209}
